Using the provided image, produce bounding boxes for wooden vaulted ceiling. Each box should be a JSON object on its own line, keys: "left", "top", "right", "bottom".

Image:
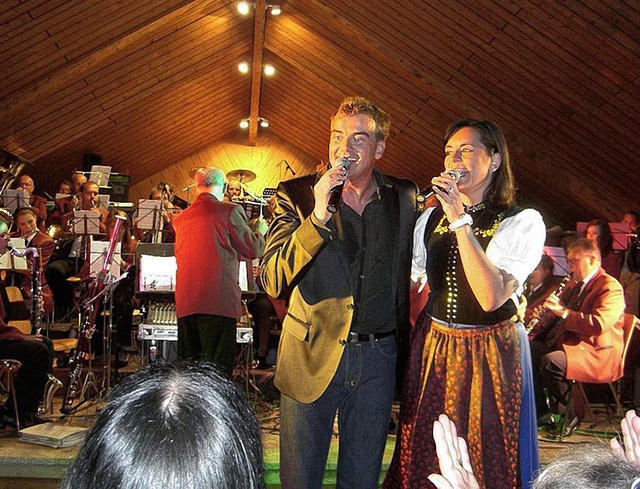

{"left": 1, "top": 0, "right": 639, "bottom": 230}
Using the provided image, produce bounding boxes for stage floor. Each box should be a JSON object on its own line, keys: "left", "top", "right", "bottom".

{"left": 0, "top": 356, "right": 629, "bottom": 488}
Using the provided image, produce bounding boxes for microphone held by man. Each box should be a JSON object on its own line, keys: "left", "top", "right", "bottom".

{"left": 326, "top": 156, "right": 357, "bottom": 214}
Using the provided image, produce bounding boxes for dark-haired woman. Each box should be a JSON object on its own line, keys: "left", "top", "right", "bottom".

{"left": 586, "top": 219, "right": 622, "bottom": 280}
{"left": 384, "top": 120, "right": 545, "bottom": 489}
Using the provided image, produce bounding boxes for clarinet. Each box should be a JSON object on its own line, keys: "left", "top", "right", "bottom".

{"left": 9, "top": 246, "right": 42, "bottom": 333}
{"left": 525, "top": 275, "right": 571, "bottom": 335}
{"left": 60, "top": 215, "right": 126, "bottom": 415}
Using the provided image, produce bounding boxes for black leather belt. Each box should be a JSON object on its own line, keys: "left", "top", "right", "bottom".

{"left": 346, "top": 330, "right": 395, "bottom": 343}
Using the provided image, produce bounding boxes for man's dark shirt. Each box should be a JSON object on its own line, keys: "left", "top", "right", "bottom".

{"left": 340, "top": 193, "right": 394, "bottom": 335}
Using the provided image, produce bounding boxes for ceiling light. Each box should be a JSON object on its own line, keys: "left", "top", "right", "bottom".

{"left": 268, "top": 4, "right": 281, "bottom": 15}
{"left": 237, "top": 1, "right": 251, "bottom": 15}
{"left": 263, "top": 64, "right": 276, "bottom": 76}
{"left": 259, "top": 118, "right": 270, "bottom": 128}
{"left": 239, "top": 119, "right": 249, "bottom": 129}
{"left": 238, "top": 61, "right": 250, "bottom": 74}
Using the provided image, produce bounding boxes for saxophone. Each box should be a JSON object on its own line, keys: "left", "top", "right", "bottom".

{"left": 60, "top": 214, "right": 126, "bottom": 415}
{"left": 525, "top": 275, "right": 571, "bottom": 335}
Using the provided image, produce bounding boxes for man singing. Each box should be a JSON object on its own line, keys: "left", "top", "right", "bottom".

{"left": 260, "top": 96, "right": 418, "bottom": 488}
{"left": 172, "top": 167, "right": 266, "bottom": 376}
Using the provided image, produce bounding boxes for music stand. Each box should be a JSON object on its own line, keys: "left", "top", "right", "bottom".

{"left": 136, "top": 199, "right": 163, "bottom": 243}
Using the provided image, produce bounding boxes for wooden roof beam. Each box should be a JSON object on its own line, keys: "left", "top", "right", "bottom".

{"left": 248, "top": 0, "right": 267, "bottom": 146}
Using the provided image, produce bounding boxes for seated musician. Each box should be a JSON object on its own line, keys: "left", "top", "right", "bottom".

{"left": 6, "top": 207, "right": 56, "bottom": 321}
{"left": 60, "top": 181, "right": 108, "bottom": 234}
{"left": 45, "top": 179, "right": 73, "bottom": 229}
{"left": 530, "top": 238, "right": 625, "bottom": 438}
{"left": 14, "top": 175, "right": 47, "bottom": 232}
{"left": 161, "top": 182, "right": 189, "bottom": 210}
{"left": 133, "top": 186, "right": 179, "bottom": 243}
{"left": 523, "top": 254, "right": 557, "bottom": 325}
{"left": 224, "top": 180, "right": 243, "bottom": 202}
{"left": 71, "top": 171, "right": 87, "bottom": 196}
{"left": 0, "top": 232, "right": 53, "bottom": 428}
{"left": 45, "top": 181, "right": 107, "bottom": 318}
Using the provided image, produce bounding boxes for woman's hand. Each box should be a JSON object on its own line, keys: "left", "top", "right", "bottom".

{"left": 431, "top": 172, "right": 465, "bottom": 224}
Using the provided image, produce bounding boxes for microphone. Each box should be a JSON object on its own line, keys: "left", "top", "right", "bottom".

{"left": 283, "top": 160, "right": 296, "bottom": 176}
{"left": 182, "top": 183, "right": 195, "bottom": 192}
{"left": 417, "top": 169, "right": 466, "bottom": 207}
{"left": 326, "top": 156, "right": 356, "bottom": 214}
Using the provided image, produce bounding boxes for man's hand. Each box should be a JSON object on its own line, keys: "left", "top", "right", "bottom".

{"left": 312, "top": 165, "right": 348, "bottom": 224}
{"left": 542, "top": 294, "right": 568, "bottom": 319}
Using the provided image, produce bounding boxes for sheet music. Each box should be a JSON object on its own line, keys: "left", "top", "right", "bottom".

{"left": 2, "top": 189, "right": 29, "bottom": 213}
{"left": 137, "top": 199, "right": 162, "bottom": 231}
{"left": 55, "top": 193, "right": 72, "bottom": 201}
{"left": 96, "top": 194, "right": 110, "bottom": 211}
{"left": 543, "top": 246, "right": 569, "bottom": 276}
{"left": 72, "top": 210, "right": 100, "bottom": 235}
{"left": 0, "top": 238, "right": 28, "bottom": 270}
{"left": 89, "top": 241, "right": 121, "bottom": 279}
{"left": 89, "top": 165, "right": 111, "bottom": 187}
{"left": 138, "top": 255, "right": 177, "bottom": 292}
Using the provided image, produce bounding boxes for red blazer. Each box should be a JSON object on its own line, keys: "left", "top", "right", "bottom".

{"left": 172, "top": 193, "right": 264, "bottom": 320}
{"left": 558, "top": 268, "right": 625, "bottom": 383}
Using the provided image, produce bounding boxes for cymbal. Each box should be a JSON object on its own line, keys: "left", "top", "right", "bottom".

{"left": 226, "top": 169, "right": 256, "bottom": 183}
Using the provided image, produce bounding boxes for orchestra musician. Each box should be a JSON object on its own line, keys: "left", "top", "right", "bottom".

{"left": 0, "top": 224, "right": 53, "bottom": 429}
{"left": 6, "top": 207, "right": 55, "bottom": 320}
{"left": 46, "top": 179, "right": 74, "bottom": 229}
{"left": 530, "top": 238, "right": 625, "bottom": 438}
{"left": 14, "top": 175, "right": 47, "bottom": 232}
{"left": 45, "top": 181, "right": 107, "bottom": 318}
{"left": 172, "top": 167, "right": 267, "bottom": 376}
{"left": 224, "top": 180, "right": 243, "bottom": 202}
{"left": 523, "top": 255, "right": 557, "bottom": 325}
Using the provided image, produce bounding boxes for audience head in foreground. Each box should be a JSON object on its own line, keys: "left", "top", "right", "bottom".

{"left": 61, "top": 362, "right": 265, "bottom": 489}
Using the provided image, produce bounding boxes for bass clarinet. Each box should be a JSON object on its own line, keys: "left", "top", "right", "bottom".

{"left": 60, "top": 214, "right": 126, "bottom": 415}
{"left": 525, "top": 275, "right": 571, "bottom": 335}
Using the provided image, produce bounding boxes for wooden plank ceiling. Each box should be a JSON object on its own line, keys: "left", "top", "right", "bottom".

{"left": 1, "top": 0, "right": 638, "bottom": 229}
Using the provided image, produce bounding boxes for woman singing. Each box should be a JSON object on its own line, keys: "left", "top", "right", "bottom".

{"left": 384, "top": 119, "right": 545, "bottom": 489}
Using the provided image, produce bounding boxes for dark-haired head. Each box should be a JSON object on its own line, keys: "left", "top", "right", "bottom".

{"left": 61, "top": 362, "right": 265, "bottom": 489}
{"left": 443, "top": 119, "right": 516, "bottom": 208}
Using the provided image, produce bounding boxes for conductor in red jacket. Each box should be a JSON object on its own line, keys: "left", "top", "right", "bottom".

{"left": 172, "top": 167, "right": 267, "bottom": 376}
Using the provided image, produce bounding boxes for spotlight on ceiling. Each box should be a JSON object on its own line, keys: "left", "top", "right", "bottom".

{"left": 239, "top": 119, "right": 250, "bottom": 129}
{"left": 237, "top": 1, "right": 252, "bottom": 15}
{"left": 263, "top": 64, "right": 276, "bottom": 76}
{"left": 238, "top": 61, "right": 250, "bottom": 74}
{"left": 259, "top": 118, "right": 270, "bottom": 128}
{"left": 268, "top": 4, "right": 281, "bottom": 15}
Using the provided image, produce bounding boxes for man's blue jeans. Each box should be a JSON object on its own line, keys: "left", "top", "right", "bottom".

{"left": 279, "top": 335, "right": 396, "bottom": 489}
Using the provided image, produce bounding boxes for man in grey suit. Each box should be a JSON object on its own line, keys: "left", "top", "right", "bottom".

{"left": 261, "top": 96, "right": 418, "bottom": 489}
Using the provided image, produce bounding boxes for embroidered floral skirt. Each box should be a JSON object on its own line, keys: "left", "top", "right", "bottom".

{"left": 384, "top": 314, "right": 538, "bottom": 489}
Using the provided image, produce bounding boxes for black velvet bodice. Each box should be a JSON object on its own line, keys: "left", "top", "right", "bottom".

{"left": 424, "top": 203, "right": 520, "bottom": 325}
